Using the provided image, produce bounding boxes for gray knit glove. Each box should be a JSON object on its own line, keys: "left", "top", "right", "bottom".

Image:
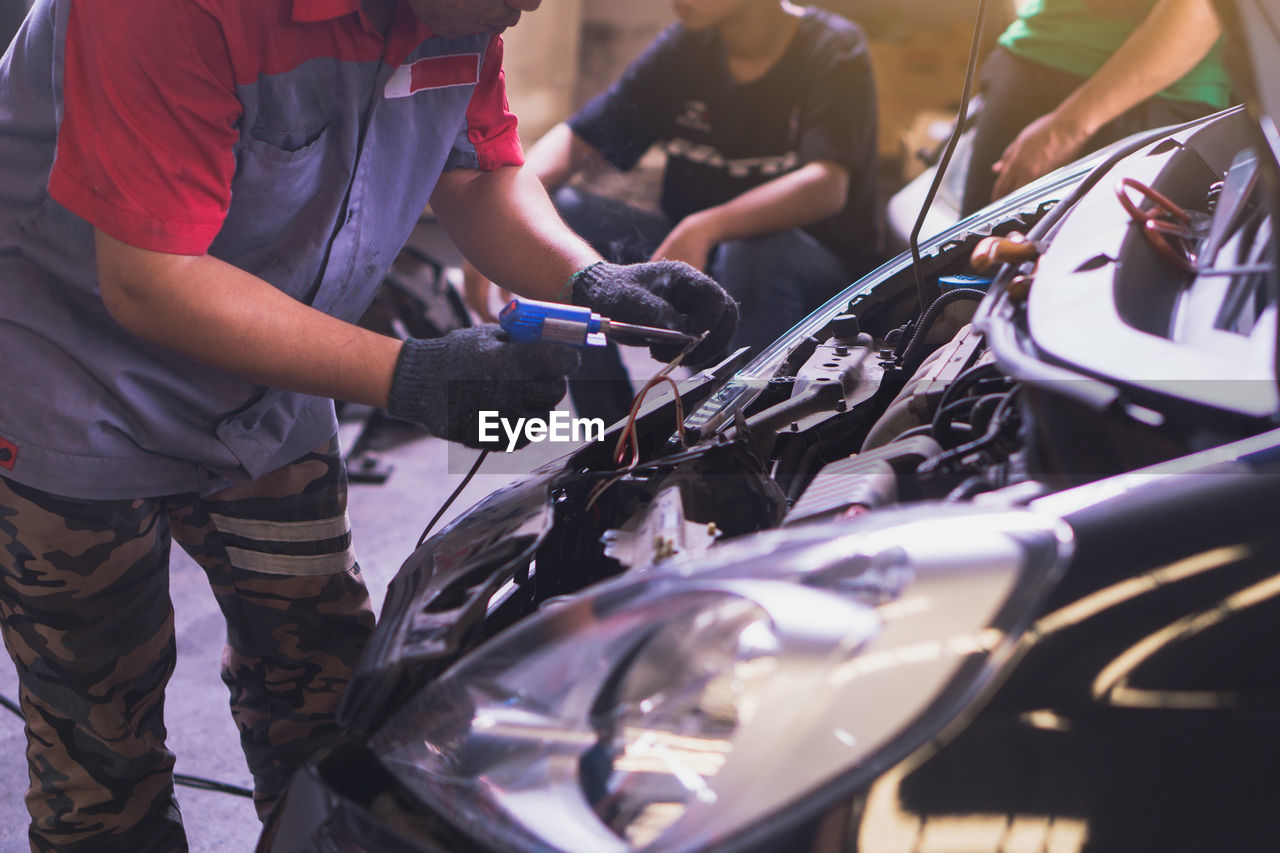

{"left": 571, "top": 260, "right": 738, "bottom": 367}
{"left": 386, "top": 326, "right": 580, "bottom": 449}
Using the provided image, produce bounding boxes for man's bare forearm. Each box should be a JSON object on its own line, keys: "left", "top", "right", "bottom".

{"left": 522, "top": 122, "right": 603, "bottom": 190}
{"left": 432, "top": 165, "right": 600, "bottom": 300}
{"left": 680, "top": 160, "right": 849, "bottom": 245}
{"left": 95, "top": 230, "right": 403, "bottom": 408}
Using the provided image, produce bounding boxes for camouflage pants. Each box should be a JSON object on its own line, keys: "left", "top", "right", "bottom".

{"left": 0, "top": 441, "right": 376, "bottom": 852}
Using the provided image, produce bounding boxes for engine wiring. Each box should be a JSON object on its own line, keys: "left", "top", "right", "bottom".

{"left": 613, "top": 374, "right": 686, "bottom": 467}
{"left": 918, "top": 384, "right": 1022, "bottom": 476}
{"left": 586, "top": 333, "right": 706, "bottom": 510}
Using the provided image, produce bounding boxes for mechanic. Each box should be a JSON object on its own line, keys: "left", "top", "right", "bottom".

{"left": 0, "top": 0, "right": 736, "bottom": 849}
{"left": 465, "top": 0, "right": 881, "bottom": 424}
{"left": 962, "top": 0, "right": 1231, "bottom": 214}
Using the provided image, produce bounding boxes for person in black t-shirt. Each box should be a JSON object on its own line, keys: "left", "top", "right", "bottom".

{"left": 465, "top": 0, "right": 880, "bottom": 424}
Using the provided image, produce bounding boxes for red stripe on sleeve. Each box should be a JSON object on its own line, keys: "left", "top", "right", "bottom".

{"left": 465, "top": 36, "right": 523, "bottom": 171}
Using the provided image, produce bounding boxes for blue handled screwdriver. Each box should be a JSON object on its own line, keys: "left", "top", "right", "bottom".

{"left": 498, "top": 297, "right": 695, "bottom": 348}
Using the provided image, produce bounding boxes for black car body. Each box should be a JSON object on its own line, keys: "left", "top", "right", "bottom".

{"left": 263, "top": 2, "right": 1280, "bottom": 850}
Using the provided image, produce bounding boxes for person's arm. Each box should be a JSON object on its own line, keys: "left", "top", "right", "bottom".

{"left": 94, "top": 165, "right": 597, "bottom": 417}
{"left": 97, "top": 218, "right": 585, "bottom": 450}
{"left": 96, "top": 229, "right": 401, "bottom": 409}
{"left": 651, "top": 160, "right": 849, "bottom": 271}
{"left": 460, "top": 27, "right": 678, "bottom": 318}
{"left": 435, "top": 164, "right": 602, "bottom": 303}
{"left": 990, "top": 0, "right": 1221, "bottom": 200}
{"left": 442, "top": 163, "right": 737, "bottom": 368}
{"left": 524, "top": 121, "right": 605, "bottom": 191}
{"left": 459, "top": 123, "right": 605, "bottom": 319}
{"left": 95, "top": 231, "right": 403, "bottom": 408}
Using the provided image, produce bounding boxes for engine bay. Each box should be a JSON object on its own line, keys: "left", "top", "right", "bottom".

{"left": 584, "top": 108, "right": 1276, "bottom": 578}
{"left": 339, "top": 104, "right": 1279, "bottom": 749}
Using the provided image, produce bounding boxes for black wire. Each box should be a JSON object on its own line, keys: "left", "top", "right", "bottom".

{"left": 908, "top": 0, "right": 990, "bottom": 318}
{"left": 895, "top": 287, "right": 988, "bottom": 370}
{"left": 417, "top": 448, "right": 489, "bottom": 547}
{"left": 930, "top": 361, "right": 1004, "bottom": 430}
{"left": 966, "top": 392, "right": 1007, "bottom": 436}
{"left": 593, "top": 445, "right": 712, "bottom": 475}
{"left": 0, "top": 689, "right": 254, "bottom": 798}
{"left": 931, "top": 396, "right": 981, "bottom": 447}
{"left": 894, "top": 422, "right": 971, "bottom": 442}
{"left": 946, "top": 474, "right": 992, "bottom": 502}
{"left": 543, "top": 441, "right": 723, "bottom": 491}
{"left": 173, "top": 773, "right": 254, "bottom": 798}
{"left": 919, "top": 386, "right": 1020, "bottom": 475}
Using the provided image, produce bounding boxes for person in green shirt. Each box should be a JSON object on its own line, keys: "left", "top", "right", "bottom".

{"left": 962, "top": 0, "right": 1230, "bottom": 214}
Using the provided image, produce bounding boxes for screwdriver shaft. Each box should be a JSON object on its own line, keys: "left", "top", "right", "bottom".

{"left": 601, "top": 319, "right": 695, "bottom": 346}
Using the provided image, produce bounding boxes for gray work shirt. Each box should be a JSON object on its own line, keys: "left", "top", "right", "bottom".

{"left": 0, "top": 0, "right": 521, "bottom": 499}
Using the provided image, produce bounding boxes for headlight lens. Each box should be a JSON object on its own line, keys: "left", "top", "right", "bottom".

{"left": 584, "top": 597, "right": 781, "bottom": 846}
{"left": 371, "top": 507, "right": 1069, "bottom": 853}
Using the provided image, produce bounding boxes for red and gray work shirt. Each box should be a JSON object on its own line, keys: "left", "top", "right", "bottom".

{"left": 0, "top": 0, "right": 523, "bottom": 499}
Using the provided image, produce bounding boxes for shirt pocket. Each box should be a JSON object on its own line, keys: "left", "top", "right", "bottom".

{"left": 209, "top": 123, "right": 335, "bottom": 264}
{"left": 247, "top": 122, "right": 330, "bottom": 162}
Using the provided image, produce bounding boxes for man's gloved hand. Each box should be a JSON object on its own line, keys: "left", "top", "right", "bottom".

{"left": 570, "top": 260, "right": 738, "bottom": 367}
{"left": 386, "top": 326, "right": 580, "bottom": 449}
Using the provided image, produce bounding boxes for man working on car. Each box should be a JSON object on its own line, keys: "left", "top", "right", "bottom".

{"left": 465, "top": 0, "right": 880, "bottom": 424}
{"left": 0, "top": 0, "right": 736, "bottom": 849}
{"left": 963, "top": 0, "right": 1230, "bottom": 214}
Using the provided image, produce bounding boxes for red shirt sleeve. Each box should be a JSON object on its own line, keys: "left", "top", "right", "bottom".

{"left": 465, "top": 35, "right": 524, "bottom": 171}
{"left": 48, "top": 0, "right": 241, "bottom": 255}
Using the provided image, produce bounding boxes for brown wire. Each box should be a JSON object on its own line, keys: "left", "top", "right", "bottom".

{"left": 587, "top": 332, "right": 706, "bottom": 510}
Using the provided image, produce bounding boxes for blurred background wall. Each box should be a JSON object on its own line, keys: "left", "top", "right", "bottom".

{"left": 500, "top": 0, "right": 586, "bottom": 144}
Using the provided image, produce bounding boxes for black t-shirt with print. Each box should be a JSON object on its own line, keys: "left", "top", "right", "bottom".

{"left": 569, "top": 7, "right": 881, "bottom": 276}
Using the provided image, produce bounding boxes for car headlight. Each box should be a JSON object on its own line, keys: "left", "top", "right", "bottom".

{"left": 585, "top": 596, "right": 781, "bottom": 840}
{"left": 370, "top": 506, "right": 1070, "bottom": 852}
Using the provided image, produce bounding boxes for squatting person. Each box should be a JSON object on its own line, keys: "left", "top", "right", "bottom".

{"left": 963, "top": 0, "right": 1229, "bottom": 213}
{"left": 466, "top": 0, "right": 881, "bottom": 423}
